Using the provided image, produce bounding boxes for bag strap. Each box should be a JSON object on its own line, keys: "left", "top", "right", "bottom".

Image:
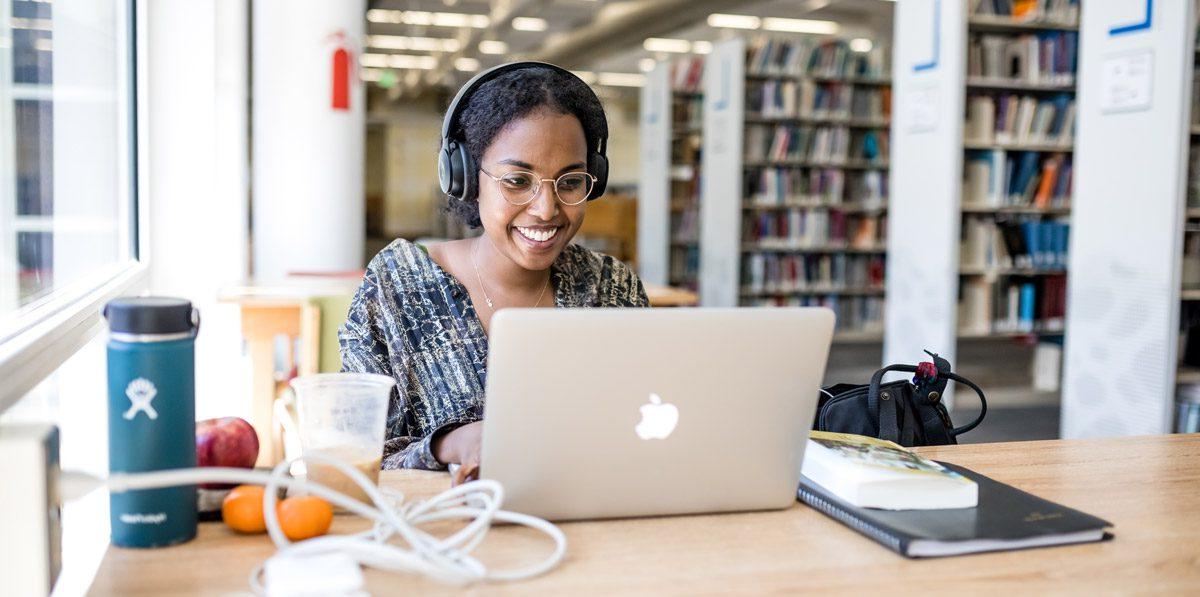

{"left": 868, "top": 364, "right": 989, "bottom": 440}
{"left": 943, "top": 371, "right": 988, "bottom": 437}
{"left": 868, "top": 364, "right": 918, "bottom": 443}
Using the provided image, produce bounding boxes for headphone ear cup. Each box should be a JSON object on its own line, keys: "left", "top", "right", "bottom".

{"left": 588, "top": 152, "right": 609, "bottom": 200}
{"left": 457, "top": 142, "right": 477, "bottom": 202}
{"left": 438, "top": 142, "right": 458, "bottom": 198}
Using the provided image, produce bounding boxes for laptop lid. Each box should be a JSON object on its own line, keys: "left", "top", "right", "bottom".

{"left": 480, "top": 307, "right": 835, "bottom": 521}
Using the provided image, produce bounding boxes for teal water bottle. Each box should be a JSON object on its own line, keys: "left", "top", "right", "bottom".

{"left": 104, "top": 297, "right": 199, "bottom": 548}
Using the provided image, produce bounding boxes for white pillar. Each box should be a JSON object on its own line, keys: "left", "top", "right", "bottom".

{"left": 252, "top": 0, "right": 365, "bottom": 279}
{"left": 147, "top": 0, "right": 251, "bottom": 421}
{"left": 1061, "top": 0, "right": 1194, "bottom": 437}
{"left": 637, "top": 62, "right": 670, "bottom": 286}
{"left": 883, "top": 0, "right": 966, "bottom": 397}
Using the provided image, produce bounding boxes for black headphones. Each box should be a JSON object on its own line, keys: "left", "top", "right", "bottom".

{"left": 438, "top": 61, "right": 609, "bottom": 203}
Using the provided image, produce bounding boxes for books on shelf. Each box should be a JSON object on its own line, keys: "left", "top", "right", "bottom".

{"left": 671, "top": 207, "right": 700, "bottom": 245}
{"left": 743, "top": 209, "right": 886, "bottom": 250}
{"left": 747, "top": 167, "right": 845, "bottom": 205}
{"left": 971, "top": 0, "right": 1080, "bottom": 23}
{"left": 801, "top": 432, "right": 978, "bottom": 510}
{"left": 965, "top": 93, "right": 1075, "bottom": 145}
{"left": 670, "top": 56, "right": 704, "bottom": 93}
{"left": 1189, "top": 145, "right": 1200, "bottom": 208}
{"left": 963, "top": 150, "right": 1072, "bottom": 208}
{"left": 735, "top": 35, "right": 890, "bottom": 322}
{"left": 742, "top": 252, "right": 885, "bottom": 295}
{"left": 960, "top": 217, "right": 1070, "bottom": 270}
{"left": 958, "top": 273, "right": 1067, "bottom": 335}
{"left": 745, "top": 124, "right": 888, "bottom": 165}
{"left": 672, "top": 94, "right": 703, "bottom": 133}
{"left": 747, "top": 37, "right": 888, "bottom": 79}
{"left": 669, "top": 245, "right": 700, "bottom": 291}
{"left": 746, "top": 293, "right": 885, "bottom": 334}
{"left": 968, "top": 31, "right": 1077, "bottom": 86}
{"left": 668, "top": 57, "right": 704, "bottom": 291}
{"left": 747, "top": 80, "right": 890, "bottom": 122}
{"left": 847, "top": 170, "right": 887, "bottom": 204}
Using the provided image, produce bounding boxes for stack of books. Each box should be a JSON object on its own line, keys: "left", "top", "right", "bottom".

{"left": 798, "top": 431, "right": 1110, "bottom": 557}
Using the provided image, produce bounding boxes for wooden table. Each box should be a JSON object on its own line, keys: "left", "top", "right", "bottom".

{"left": 88, "top": 435, "right": 1200, "bottom": 594}
{"left": 643, "top": 283, "right": 699, "bottom": 307}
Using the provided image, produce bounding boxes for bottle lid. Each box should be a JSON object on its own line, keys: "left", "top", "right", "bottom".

{"left": 103, "top": 297, "right": 197, "bottom": 335}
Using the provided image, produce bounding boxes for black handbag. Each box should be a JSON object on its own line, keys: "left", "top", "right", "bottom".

{"left": 815, "top": 350, "right": 987, "bottom": 447}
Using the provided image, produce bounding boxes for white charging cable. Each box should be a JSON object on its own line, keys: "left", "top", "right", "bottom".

{"left": 66, "top": 452, "right": 566, "bottom": 593}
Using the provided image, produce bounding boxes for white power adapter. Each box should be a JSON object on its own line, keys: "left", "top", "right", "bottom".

{"left": 263, "top": 552, "right": 365, "bottom": 597}
{"left": 0, "top": 423, "right": 62, "bottom": 596}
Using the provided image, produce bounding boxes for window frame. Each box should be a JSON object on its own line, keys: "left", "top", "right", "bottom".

{"left": 0, "top": 0, "right": 150, "bottom": 412}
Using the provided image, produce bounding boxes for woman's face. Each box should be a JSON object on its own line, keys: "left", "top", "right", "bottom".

{"left": 476, "top": 108, "right": 589, "bottom": 272}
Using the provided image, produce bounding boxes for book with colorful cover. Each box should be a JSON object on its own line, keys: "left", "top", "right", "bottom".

{"left": 801, "top": 431, "right": 978, "bottom": 510}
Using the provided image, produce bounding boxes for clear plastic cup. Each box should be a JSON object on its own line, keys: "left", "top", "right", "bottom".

{"left": 290, "top": 373, "right": 395, "bottom": 504}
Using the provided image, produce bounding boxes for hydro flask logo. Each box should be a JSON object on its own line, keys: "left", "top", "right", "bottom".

{"left": 123, "top": 378, "right": 159, "bottom": 421}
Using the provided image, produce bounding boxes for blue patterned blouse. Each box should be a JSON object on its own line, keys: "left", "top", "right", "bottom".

{"left": 339, "top": 238, "right": 650, "bottom": 470}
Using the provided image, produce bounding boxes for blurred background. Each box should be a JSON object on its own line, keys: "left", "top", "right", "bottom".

{"left": 4, "top": 0, "right": 1200, "bottom": 501}
{"left": 14, "top": 1, "right": 1200, "bottom": 590}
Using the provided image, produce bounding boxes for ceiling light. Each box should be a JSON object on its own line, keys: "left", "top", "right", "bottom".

{"left": 639, "top": 58, "right": 657, "bottom": 72}
{"left": 572, "top": 70, "right": 597, "bottom": 84}
{"left": 512, "top": 17, "right": 548, "bottom": 31}
{"left": 707, "top": 13, "right": 760, "bottom": 29}
{"left": 366, "top": 9, "right": 400, "bottom": 23}
{"left": 643, "top": 38, "right": 692, "bottom": 53}
{"left": 692, "top": 40, "right": 713, "bottom": 54}
{"left": 455, "top": 57, "right": 481, "bottom": 72}
{"left": 761, "top": 17, "right": 840, "bottom": 34}
{"left": 478, "top": 40, "right": 508, "bottom": 55}
{"left": 361, "top": 54, "right": 437, "bottom": 70}
{"left": 598, "top": 72, "right": 646, "bottom": 87}
{"left": 432, "top": 12, "right": 489, "bottom": 28}
{"left": 366, "top": 9, "right": 489, "bottom": 28}
{"left": 389, "top": 55, "right": 438, "bottom": 70}
{"left": 360, "top": 53, "right": 391, "bottom": 68}
{"left": 849, "top": 38, "right": 874, "bottom": 53}
{"left": 367, "top": 35, "right": 461, "bottom": 53}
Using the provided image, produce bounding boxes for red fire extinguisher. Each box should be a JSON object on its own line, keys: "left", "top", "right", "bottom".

{"left": 329, "top": 30, "right": 353, "bottom": 111}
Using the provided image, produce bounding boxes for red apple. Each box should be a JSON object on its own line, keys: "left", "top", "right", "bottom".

{"left": 196, "top": 417, "right": 259, "bottom": 489}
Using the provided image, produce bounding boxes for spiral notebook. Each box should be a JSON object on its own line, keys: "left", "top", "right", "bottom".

{"left": 797, "top": 461, "right": 1112, "bottom": 558}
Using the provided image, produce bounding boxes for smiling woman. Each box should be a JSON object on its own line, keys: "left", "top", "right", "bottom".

{"left": 338, "top": 63, "right": 649, "bottom": 484}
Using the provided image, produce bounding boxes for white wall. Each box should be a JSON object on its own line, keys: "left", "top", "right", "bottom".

{"left": 147, "top": 0, "right": 251, "bottom": 420}
{"left": 1061, "top": 0, "right": 1194, "bottom": 437}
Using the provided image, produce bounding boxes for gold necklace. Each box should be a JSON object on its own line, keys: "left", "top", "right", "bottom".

{"left": 470, "top": 240, "right": 550, "bottom": 313}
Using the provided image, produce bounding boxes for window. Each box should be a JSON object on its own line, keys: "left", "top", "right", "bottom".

{"left": 0, "top": 0, "right": 145, "bottom": 410}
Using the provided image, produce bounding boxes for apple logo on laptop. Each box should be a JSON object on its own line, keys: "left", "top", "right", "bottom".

{"left": 635, "top": 393, "right": 679, "bottom": 440}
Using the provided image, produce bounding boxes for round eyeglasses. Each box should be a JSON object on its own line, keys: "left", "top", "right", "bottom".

{"left": 480, "top": 166, "right": 596, "bottom": 206}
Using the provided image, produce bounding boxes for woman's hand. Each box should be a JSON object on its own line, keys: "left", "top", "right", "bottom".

{"left": 432, "top": 421, "right": 482, "bottom": 485}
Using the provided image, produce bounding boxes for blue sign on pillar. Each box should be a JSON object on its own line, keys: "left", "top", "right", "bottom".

{"left": 913, "top": 0, "right": 941, "bottom": 72}
{"left": 714, "top": 57, "right": 730, "bottom": 111}
{"left": 1110, "top": 0, "right": 1153, "bottom": 36}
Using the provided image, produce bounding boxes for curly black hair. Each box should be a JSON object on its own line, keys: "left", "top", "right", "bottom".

{"left": 445, "top": 66, "right": 608, "bottom": 228}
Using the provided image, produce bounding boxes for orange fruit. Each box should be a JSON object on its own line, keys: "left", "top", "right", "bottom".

{"left": 276, "top": 495, "right": 334, "bottom": 541}
{"left": 222, "top": 485, "right": 267, "bottom": 533}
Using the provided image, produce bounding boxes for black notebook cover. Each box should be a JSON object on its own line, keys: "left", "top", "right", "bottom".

{"left": 797, "top": 462, "right": 1113, "bottom": 558}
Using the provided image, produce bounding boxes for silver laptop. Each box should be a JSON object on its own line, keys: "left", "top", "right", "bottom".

{"left": 479, "top": 307, "right": 835, "bottom": 521}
